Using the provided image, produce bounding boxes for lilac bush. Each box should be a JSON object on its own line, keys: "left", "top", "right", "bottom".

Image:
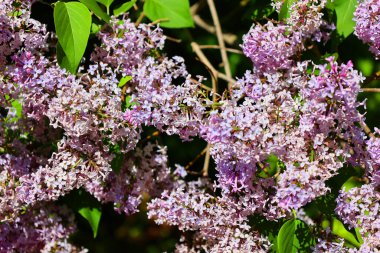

{"left": 0, "top": 0, "right": 379, "bottom": 252}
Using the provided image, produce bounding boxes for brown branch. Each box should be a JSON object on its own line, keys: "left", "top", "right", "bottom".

{"left": 185, "top": 146, "right": 208, "bottom": 171}
{"left": 361, "top": 88, "right": 380, "bottom": 92}
{"left": 165, "top": 35, "right": 182, "bottom": 43}
{"left": 202, "top": 144, "right": 211, "bottom": 177}
{"left": 191, "top": 42, "right": 236, "bottom": 87}
{"left": 207, "top": 0, "right": 233, "bottom": 90}
{"left": 191, "top": 42, "right": 218, "bottom": 97}
{"left": 191, "top": 4, "right": 237, "bottom": 45}
{"left": 360, "top": 121, "right": 374, "bottom": 138}
{"left": 198, "top": 45, "right": 244, "bottom": 55}
{"left": 190, "top": 78, "right": 212, "bottom": 91}
{"left": 217, "top": 72, "right": 236, "bottom": 84}
{"left": 135, "top": 12, "right": 145, "bottom": 26}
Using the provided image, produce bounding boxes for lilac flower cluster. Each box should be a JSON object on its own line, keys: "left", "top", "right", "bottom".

{"left": 354, "top": 0, "right": 380, "bottom": 58}
{"left": 85, "top": 143, "right": 173, "bottom": 215}
{"left": 243, "top": 0, "right": 332, "bottom": 73}
{"left": 366, "top": 128, "right": 380, "bottom": 186}
{"left": 198, "top": 58, "right": 366, "bottom": 213}
{"left": 0, "top": 204, "right": 86, "bottom": 253}
{"left": 1, "top": 0, "right": 380, "bottom": 251}
{"left": 92, "top": 17, "right": 209, "bottom": 141}
{"left": 0, "top": 2, "right": 182, "bottom": 251}
{"left": 148, "top": 179, "right": 271, "bottom": 252}
{"left": 334, "top": 184, "right": 380, "bottom": 252}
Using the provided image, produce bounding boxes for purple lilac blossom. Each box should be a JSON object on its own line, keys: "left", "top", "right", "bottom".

{"left": 354, "top": 0, "right": 380, "bottom": 58}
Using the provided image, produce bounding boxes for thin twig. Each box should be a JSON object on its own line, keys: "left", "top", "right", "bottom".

{"left": 135, "top": 12, "right": 145, "bottom": 26}
{"left": 192, "top": 42, "right": 236, "bottom": 86}
{"left": 190, "top": 41, "right": 217, "bottom": 178}
{"left": 150, "top": 18, "right": 170, "bottom": 26}
{"left": 202, "top": 144, "right": 211, "bottom": 177}
{"left": 360, "top": 121, "right": 374, "bottom": 138}
{"left": 217, "top": 72, "right": 235, "bottom": 84}
{"left": 198, "top": 45, "right": 244, "bottom": 55}
{"left": 165, "top": 35, "right": 182, "bottom": 43}
{"left": 185, "top": 146, "right": 208, "bottom": 170}
{"left": 191, "top": 42, "right": 218, "bottom": 94}
{"left": 362, "top": 88, "right": 380, "bottom": 92}
{"left": 191, "top": 3, "right": 237, "bottom": 45}
{"left": 141, "top": 131, "right": 160, "bottom": 143}
{"left": 207, "top": 0, "right": 233, "bottom": 90}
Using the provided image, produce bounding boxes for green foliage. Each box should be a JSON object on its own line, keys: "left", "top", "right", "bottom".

{"left": 118, "top": 75, "right": 133, "bottom": 87}
{"left": 113, "top": 0, "right": 136, "bottom": 16}
{"left": 277, "top": 218, "right": 315, "bottom": 253}
{"left": 341, "top": 176, "right": 364, "bottom": 192}
{"left": 249, "top": 215, "right": 284, "bottom": 252}
{"left": 278, "top": 0, "right": 294, "bottom": 21}
{"left": 143, "top": 0, "right": 194, "bottom": 28}
{"left": 331, "top": 217, "right": 362, "bottom": 248}
{"left": 277, "top": 219, "right": 299, "bottom": 253}
{"left": 54, "top": 2, "right": 91, "bottom": 74}
{"left": 328, "top": 0, "right": 357, "bottom": 38}
{"left": 79, "top": 0, "right": 110, "bottom": 22}
{"left": 97, "top": 0, "right": 114, "bottom": 9}
{"left": 258, "top": 154, "right": 284, "bottom": 178}
{"left": 63, "top": 190, "right": 102, "bottom": 238}
{"left": 10, "top": 99, "right": 22, "bottom": 120}
{"left": 78, "top": 207, "right": 102, "bottom": 238}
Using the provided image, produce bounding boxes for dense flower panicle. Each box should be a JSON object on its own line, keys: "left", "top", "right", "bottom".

{"left": 354, "top": 0, "right": 380, "bottom": 58}
{"left": 243, "top": 0, "right": 332, "bottom": 73}
{"left": 0, "top": 204, "right": 83, "bottom": 252}
{"left": 85, "top": 143, "right": 173, "bottom": 215}
{"left": 335, "top": 185, "right": 380, "bottom": 252}
{"left": 46, "top": 64, "right": 140, "bottom": 149}
{"left": 15, "top": 141, "right": 112, "bottom": 207}
{"left": 127, "top": 56, "right": 210, "bottom": 140}
{"left": 287, "top": 0, "right": 327, "bottom": 35}
{"left": 148, "top": 179, "right": 271, "bottom": 252}
{"left": 198, "top": 58, "right": 366, "bottom": 212}
{"left": 91, "top": 17, "right": 165, "bottom": 77}
{"left": 335, "top": 185, "right": 380, "bottom": 234}
{"left": 93, "top": 18, "right": 210, "bottom": 141}
{"left": 242, "top": 22, "right": 303, "bottom": 73}
{"left": 366, "top": 128, "right": 380, "bottom": 186}
{"left": 0, "top": 0, "right": 47, "bottom": 71}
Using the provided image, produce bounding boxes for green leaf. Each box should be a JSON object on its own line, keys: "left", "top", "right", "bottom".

{"left": 63, "top": 190, "right": 102, "bottom": 238}
{"left": 54, "top": 2, "right": 91, "bottom": 74}
{"left": 113, "top": 0, "right": 136, "bottom": 16}
{"left": 331, "top": 0, "right": 357, "bottom": 38}
{"left": 331, "top": 217, "right": 362, "bottom": 248}
{"left": 118, "top": 75, "right": 132, "bottom": 87}
{"left": 79, "top": 0, "right": 110, "bottom": 22}
{"left": 143, "top": 0, "right": 194, "bottom": 28}
{"left": 258, "top": 154, "right": 280, "bottom": 178}
{"left": 278, "top": 0, "right": 294, "bottom": 21}
{"left": 125, "top": 96, "right": 138, "bottom": 109}
{"left": 341, "top": 176, "right": 364, "bottom": 192}
{"left": 97, "top": 0, "right": 114, "bottom": 9}
{"left": 78, "top": 207, "right": 102, "bottom": 238}
{"left": 56, "top": 42, "right": 71, "bottom": 72}
{"left": 11, "top": 99, "right": 22, "bottom": 119}
{"left": 277, "top": 219, "right": 300, "bottom": 253}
